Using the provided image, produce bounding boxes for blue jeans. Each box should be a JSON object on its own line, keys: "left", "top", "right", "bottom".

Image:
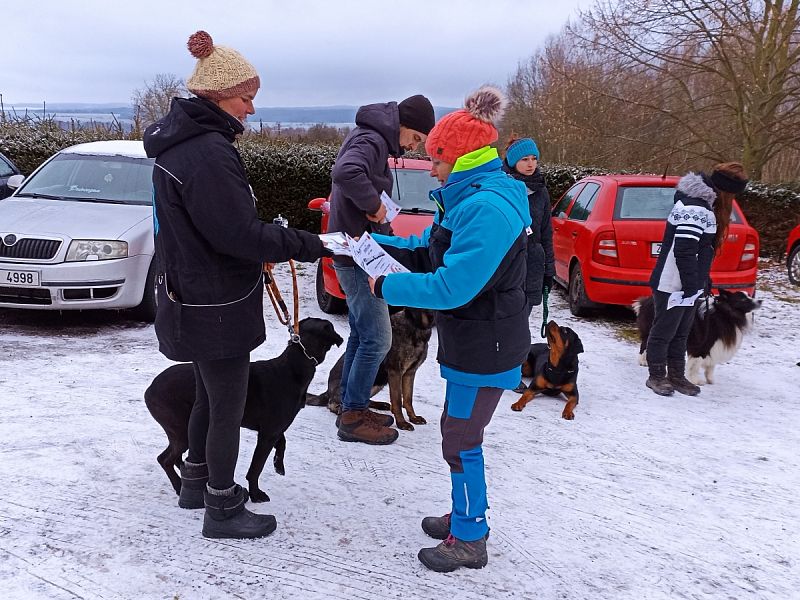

{"left": 334, "top": 265, "right": 392, "bottom": 411}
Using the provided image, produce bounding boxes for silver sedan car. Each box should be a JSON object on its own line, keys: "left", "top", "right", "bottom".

{"left": 0, "top": 140, "right": 156, "bottom": 321}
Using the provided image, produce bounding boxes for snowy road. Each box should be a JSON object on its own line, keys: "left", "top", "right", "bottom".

{"left": 1, "top": 259, "right": 798, "bottom": 599}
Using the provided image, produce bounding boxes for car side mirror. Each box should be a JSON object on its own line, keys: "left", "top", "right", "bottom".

{"left": 307, "top": 197, "right": 328, "bottom": 212}
{"left": 6, "top": 174, "right": 24, "bottom": 190}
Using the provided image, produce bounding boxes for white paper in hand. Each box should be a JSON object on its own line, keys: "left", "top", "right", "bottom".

{"left": 380, "top": 191, "right": 402, "bottom": 223}
{"left": 318, "top": 232, "right": 351, "bottom": 256}
{"left": 346, "top": 232, "right": 409, "bottom": 278}
{"left": 667, "top": 290, "right": 702, "bottom": 310}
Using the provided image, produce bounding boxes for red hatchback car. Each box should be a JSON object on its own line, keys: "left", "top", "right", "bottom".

{"left": 551, "top": 175, "right": 759, "bottom": 316}
{"left": 307, "top": 157, "right": 436, "bottom": 313}
{"left": 787, "top": 223, "right": 800, "bottom": 285}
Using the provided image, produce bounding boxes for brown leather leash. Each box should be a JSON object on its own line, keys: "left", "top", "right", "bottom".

{"left": 263, "top": 261, "right": 300, "bottom": 336}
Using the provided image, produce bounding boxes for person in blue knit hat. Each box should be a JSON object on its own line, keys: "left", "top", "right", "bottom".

{"left": 503, "top": 136, "right": 556, "bottom": 392}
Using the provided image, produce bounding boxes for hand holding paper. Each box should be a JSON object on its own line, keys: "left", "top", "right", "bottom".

{"left": 346, "top": 232, "right": 409, "bottom": 278}
{"left": 666, "top": 290, "right": 703, "bottom": 310}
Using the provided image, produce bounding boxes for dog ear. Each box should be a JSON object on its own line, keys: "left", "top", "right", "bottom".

{"left": 570, "top": 332, "right": 584, "bottom": 354}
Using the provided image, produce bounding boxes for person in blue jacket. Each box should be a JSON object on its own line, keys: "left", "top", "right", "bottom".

{"left": 369, "top": 86, "right": 531, "bottom": 572}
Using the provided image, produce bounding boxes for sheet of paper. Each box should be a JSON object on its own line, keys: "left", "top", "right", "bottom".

{"left": 318, "top": 232, "right": 351, "bottom": 256}
{"left": 345, "top": 232, "right": 409, "bottom": 278}
{"left": 667, "top": 290, "right": 702, "bottom": 310}
{"left": 380, "top": 190, "right": 401, "bottom": 223}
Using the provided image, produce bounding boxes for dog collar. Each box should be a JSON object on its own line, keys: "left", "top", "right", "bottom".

{"left": 543, "top": 361, "right": 576, "bottom": 385}
{"left": 291, "top": 333, "right": 319, "bottom": 366}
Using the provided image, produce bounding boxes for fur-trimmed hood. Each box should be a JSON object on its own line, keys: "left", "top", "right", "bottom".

{"left": 676, "top": 172, "right": 716, "bottom": 207}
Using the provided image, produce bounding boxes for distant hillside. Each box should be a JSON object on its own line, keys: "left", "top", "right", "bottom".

{"left": 5, "top": 103, "right": 457, "bottom": 127}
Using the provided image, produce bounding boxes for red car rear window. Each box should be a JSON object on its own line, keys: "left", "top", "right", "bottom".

{"left": 614, "top": 186, "right": 741, "bottom": 222}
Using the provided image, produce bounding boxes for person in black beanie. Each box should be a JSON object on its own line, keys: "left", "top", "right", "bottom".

{"left": 328, "top": 93, "right": 435, "bottom": 445}
{"left": 645, "top": 162, "right": 749, "bottom": 397}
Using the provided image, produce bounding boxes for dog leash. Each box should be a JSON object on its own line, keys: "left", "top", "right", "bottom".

{"left": 263, "top": 261, "right": 300, "bottom": 337}
{"left": 540, "top": 285, "right": 550, "bottom": 338}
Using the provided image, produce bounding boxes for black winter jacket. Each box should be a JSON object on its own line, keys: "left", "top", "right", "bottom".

{"left": 143, "top": 97, "right": 326, "bottom": 361}
{"left": 503, "top": 164, "right": 555, "bottom": 306}
{"left": 328, "top": 102, "right": 400, "bottom": 266}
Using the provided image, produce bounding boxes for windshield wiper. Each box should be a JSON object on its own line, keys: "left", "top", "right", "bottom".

{"left": 66, "top": 197, "right": 130, "bottom": 205}
{"left": 401, "top": 207, "right": 436, "bottom": 214}
{"left": 14, "top": 192, "right": 68, "bottom": 200}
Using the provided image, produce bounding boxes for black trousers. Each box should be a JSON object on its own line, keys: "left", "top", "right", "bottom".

{"left": 646, "top": 291, "right": 696, "bottom": 369}
{"left": 187, "top": 354, "right": 250, "bottom": 490}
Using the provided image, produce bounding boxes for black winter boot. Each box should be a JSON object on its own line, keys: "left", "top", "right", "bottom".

{"left": 202, "top": 484, "right": 277, "bottom": 539}
{"left": 418, "top": 534, "right": 488, "bottom": 572}
{"left": 178, "top": 461, "right": 208, "bottom": 509}
{"left": 646, "top": 363, "right": 674, "bottom": 396}
{"left": 668, "top": 362, "right": 701, "bottom": 396}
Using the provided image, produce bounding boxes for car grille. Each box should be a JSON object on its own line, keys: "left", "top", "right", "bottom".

{"left": 0, "top": 286, "right": 52, "bottom": 305}
{"left": 0, "top": 238, "right": 61, "bottom": 260}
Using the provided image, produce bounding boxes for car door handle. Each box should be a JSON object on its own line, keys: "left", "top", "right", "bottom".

{"left": 571, "top": 231, "right": 578, "bottom": 237}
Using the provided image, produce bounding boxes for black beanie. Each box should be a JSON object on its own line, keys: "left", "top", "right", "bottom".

{"left": 710, "top": 169, "right": 749, "bottom": 194}
{"left": 398, "top": 95, "right": 435, "bottom": 135}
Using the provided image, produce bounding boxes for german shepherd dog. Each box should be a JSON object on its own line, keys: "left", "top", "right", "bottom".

{"left": 145, "top": 317, "right": 342, "bottom": 503}
{"left": 306, "top": 307, "right": 434, "bottom": 431}
{"left": 634, "top": 289, "right": 762, "bottom": 385}
{"left": 510, "top": 320, "right": 584, "bottom": 420}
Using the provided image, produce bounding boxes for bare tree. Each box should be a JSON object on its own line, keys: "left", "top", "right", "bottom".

{"left": 570, "top": 0, "right": 800, "bottom": 179}
{"left": 131, "top": 73, "right": 187, "bottom": 129}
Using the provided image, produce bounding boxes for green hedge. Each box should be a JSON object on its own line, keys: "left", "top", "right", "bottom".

{"left": 3, "top": 119, "right": 798, "bottom": 256}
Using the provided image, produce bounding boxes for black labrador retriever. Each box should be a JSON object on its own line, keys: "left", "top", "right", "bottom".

{"left": 144, "top": 317, "right": 342, "bottom": 503}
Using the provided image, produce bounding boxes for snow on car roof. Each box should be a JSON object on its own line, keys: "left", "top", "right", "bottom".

{"left": 59, "top": 140, "right": 147, "bottom": 158}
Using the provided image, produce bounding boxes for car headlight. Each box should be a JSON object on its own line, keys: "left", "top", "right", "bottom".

{"left": 66, "top": 240, "right": 128, "bottom": 261}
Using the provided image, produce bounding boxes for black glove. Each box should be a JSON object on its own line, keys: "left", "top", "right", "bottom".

{"left": 543, "top": 275, "right": 554, "bottom": 292}
{"left": 320, "top": 246, "right": 334, "bottom": 259}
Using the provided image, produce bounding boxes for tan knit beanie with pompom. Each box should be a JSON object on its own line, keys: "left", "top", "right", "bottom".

{"left": 185, "top": 31, "right": 260, "bottom": 101}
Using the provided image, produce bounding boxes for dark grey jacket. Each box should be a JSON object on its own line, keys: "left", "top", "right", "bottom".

{"left": 504, "top": 164, "right": 555, "bottom": 306}
{"left": 143, "top": 97, "right": 326, "bottom": 361}
{"left": 328, "top": 102, "right": 400, "bottom": 266}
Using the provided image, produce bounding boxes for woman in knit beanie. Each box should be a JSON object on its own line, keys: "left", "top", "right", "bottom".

{"left": 143, "top": 31, "right": 330, "bottom": 541}
{"left": 370, "top": 86, "right": 532, "bottom": 572}
{"left": 645, "top": 162, "right": 749, "bottom": 397}
{"left": 503, "top": 136, "right": 556, "bottom": 392}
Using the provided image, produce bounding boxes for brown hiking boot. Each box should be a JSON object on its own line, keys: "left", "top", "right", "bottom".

{"left": 336, "top": 408, "right": 393, "bottom": 428}
{"left": 668, "top": 373, "right": 701, "bottom": 396}
{"left": 418, "top": 534, "right": 488, "bottom": 572}
{"left": 337, "top": 409, "right": 398, "bottom": 445}
{"left": 421, "top": 512, "right": 490, "bottom": 540}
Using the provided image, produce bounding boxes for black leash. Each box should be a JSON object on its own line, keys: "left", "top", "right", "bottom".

{"left": 540, "top": 285, "right": 550, "bottom": 338}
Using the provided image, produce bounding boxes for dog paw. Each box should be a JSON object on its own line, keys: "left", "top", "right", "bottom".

{"left": 510, "top": 402, "right": 523, "bottom": 412}
{"left": 410, "top": 415, "right": 427, "bottom": 425}
{"left": 562, "top": 411, "right": 575, "bottom": 420}
{"left": 397, "top": 421, "right": 415, "bottom": 431}
{"left": 273, "top": 461, "right": 285, "bottom": 476}
{"left": 249, "top": 489, "right": 271, "bottom": 503}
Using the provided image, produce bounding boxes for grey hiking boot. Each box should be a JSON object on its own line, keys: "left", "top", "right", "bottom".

{"left": 668, "top": 373, "right": 701, "bottom": 396}
{"left": 418, "top": 534, "right": 488, "bottom": 572}
{"left": 421, "top": 512, "right": 491, "bottom": 540}
{"left": 178, "top": 460, "right": 208, "bottom": 509}
{"left": 646, "top": 375, "right": 675, "bottom": 396}
{"left": 646, "top": 363, "right": 674, "bottom": 396}
{"left": 421, "top": 513, "right": 451, "bottom": 540}
{"left": 202, "top": 484, "right": 276, "bottom": 540}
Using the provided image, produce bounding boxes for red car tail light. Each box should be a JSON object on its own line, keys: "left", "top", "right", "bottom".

{"left": 593, "top": 231, "right": 619, "bottom": 266}
{"left": 738, "top": 235, "right": 759, "bottom": 270}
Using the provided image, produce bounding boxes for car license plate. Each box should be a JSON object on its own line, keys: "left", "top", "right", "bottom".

{"left": 651, "top": 242, "right": 662, "bottom": 256}
{"left": 1, "top": 269, "right": 40, "bottom": 286}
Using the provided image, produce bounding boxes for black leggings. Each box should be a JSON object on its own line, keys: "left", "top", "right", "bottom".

{"left": 187, "top": 354, "right": 250, "bottom": 490}
{"left": 646, "top": 291, "right": 696, "bottom": 367}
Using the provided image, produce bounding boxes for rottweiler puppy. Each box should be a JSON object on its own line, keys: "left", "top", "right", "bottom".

{"left": 510, "top": 320, "right": 584, "bottom": 420}
{"left": 145, "top": 317, "right": 342, "bottom": 503}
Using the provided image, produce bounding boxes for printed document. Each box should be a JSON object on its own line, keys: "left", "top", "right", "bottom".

{"left": 346, "top": 232, "right": 409, "bottom": 278}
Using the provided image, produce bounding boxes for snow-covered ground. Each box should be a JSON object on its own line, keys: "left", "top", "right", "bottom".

{"left": 1, "top": 258, "right": 798, "bottom": 600}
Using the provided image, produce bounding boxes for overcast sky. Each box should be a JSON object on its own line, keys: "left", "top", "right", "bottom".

{"left": 3, "top": 0, "right": 586, "bottom": 108}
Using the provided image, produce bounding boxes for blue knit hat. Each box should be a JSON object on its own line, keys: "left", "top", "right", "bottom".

{"left": 506, "top": 138, "right": 540, "bottom": 168}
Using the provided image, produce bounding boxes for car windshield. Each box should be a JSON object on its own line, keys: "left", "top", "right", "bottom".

{"left": 615, "top": 185, "right": 741, "bottom": 223}
{"left": 16, "top": 153, "right": 155, "bottom": 206}
{"left": 390, "top": 168, "right": 436, "bottom": 212}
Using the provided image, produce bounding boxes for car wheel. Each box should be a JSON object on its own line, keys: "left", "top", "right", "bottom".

{"left": 789, "top": 245, "right": 800, "bottom": 286}
{"left": 131, "top": 260, "right": 157, "bottom": 322}
{"left": 568, "top": 264, "right": 592, "bottom": 317}
{"left": 316, "top": 260, "right": 347, "bottom": 314}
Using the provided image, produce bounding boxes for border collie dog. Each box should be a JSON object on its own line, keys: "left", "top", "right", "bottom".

{"left": 633, "top": 289, "right": 762, "bottom": 385}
